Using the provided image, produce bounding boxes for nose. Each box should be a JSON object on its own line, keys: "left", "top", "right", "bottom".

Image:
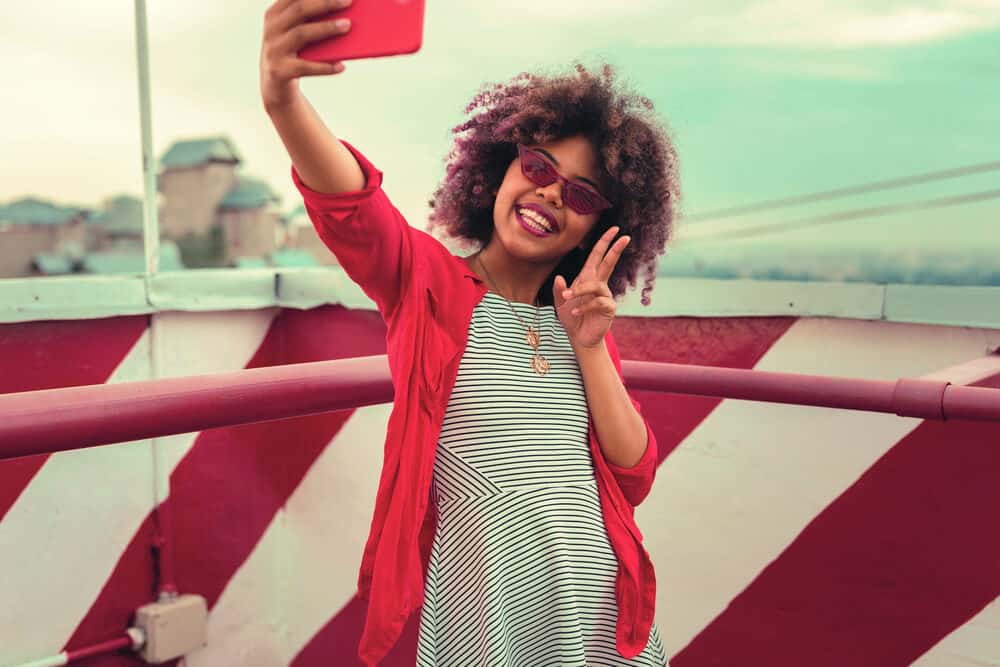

{"left": 535, "top": 181, "right": 563, "bottom": 209}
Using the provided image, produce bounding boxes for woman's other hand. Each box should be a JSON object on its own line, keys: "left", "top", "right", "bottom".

{"left": 554, "top": 226, "right": 630, "bottom": 351}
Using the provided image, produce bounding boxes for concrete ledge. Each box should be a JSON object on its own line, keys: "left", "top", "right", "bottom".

{"left": 885, "top": 284, "right": 1000, "bottom": 329}
{"left": 0, "top": 268, "right": 997, "bottom": 330}
{"left": 275, "top": 267, "right": 373, "bottom": 310}
{"left": 148, "top": 269, "right": 278, "bottom": 312}
{"left": 616, "top": 277, "right": 887, "bottom": 320}
{"left": 0, "top": 274, "right": 150, "bottom": 323}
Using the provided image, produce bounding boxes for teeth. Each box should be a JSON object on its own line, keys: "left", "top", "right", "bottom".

{"left": 519, "top": 208, "right": 553, "bottom": 232}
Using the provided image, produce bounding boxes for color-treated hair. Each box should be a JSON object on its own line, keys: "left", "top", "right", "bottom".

{"left": 428, "top": 63, "right": 681, "bottom": 306}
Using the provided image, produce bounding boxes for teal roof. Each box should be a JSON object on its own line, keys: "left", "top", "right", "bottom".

{"left": 234, "top": 256, "right": 270, "bottom": 269}
{"left": 270, "top": 248, "right": 319, "bottom": 268}
{"left": 80, "top": 242, "right": 185, "bottom": 274}
{"left": 160, "top": 137, "right": 241, "bottom": 169}
{"left": 0, "top": 198, "right": 87, "bottom": 225}
{"left": 32, "top": 254, "right": 75, "bottom": 275}
{"left": 219, "top": 177, "right": 280, "bottom": 211}
{"left": 100, "top": 195, "right": 143, "bottom": 234}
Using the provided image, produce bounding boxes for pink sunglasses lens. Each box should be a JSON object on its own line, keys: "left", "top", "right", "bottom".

{"left": 564, "top": 185, "right": 605, "bottom": 214}
{"left": 519, "top": 147, "right": 609, "bottom": 214}
{"left": 521, "top": 152, "right": 558, "bottom": 185}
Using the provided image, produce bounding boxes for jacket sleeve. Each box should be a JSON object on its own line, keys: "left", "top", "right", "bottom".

{"left": 603, "top": 332, "right": 659, "bottom": 507}
{"left": 291, "top": 140, "right": 412, "bottom": 321}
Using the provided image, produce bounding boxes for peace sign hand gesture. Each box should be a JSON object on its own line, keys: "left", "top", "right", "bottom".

{"left": 553, "top": 226, "right": 631, "bottom": 351}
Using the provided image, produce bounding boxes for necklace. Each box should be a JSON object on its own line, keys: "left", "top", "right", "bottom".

{"left": 475, "top": 255, "right": 550, "bottom": 376}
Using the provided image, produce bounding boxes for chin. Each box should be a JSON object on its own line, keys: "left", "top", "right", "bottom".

{"left": 497, "top": 227, "right": 551, "bottom": 262}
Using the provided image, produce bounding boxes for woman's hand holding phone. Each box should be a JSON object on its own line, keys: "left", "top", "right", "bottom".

{"left": 259, "top": 0, "right": 366, "bottom": 196}
{"left": 259, "top": 0, "right": 352, "bottom": 113}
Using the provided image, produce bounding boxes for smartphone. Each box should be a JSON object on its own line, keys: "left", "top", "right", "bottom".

{"left": 298, "top": 0, "right": 426, "bottom": 63}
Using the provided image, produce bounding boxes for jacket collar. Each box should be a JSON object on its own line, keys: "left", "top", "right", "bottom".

{"left": 456, "top": 255, "right": 486, "bottom": 285}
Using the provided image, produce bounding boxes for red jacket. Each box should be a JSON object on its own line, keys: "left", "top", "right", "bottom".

{"left": 293, "top": 141, "right": 658, "bottom": 666}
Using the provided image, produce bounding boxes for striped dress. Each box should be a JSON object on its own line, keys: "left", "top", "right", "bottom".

{"left": 416, "top": 291, "right": 668, "bottom": 666}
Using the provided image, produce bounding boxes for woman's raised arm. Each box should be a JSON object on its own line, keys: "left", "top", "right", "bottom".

{"left": 259, "top": 0, "right": 417, "bottom": 319}
{"left": 260, "top": 0, "right": 364, "bottom": 194}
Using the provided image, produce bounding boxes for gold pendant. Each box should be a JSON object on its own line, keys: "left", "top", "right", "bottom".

{"left": 531, "top": 354, "right": 550, "bottom": 376}
{"left": 525, "top": 327, "right": 540, "bottom": 349}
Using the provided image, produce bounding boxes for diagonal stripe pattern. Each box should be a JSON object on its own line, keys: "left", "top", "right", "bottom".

{"left": 2, "top": 309, "right": 999, "bottom": 667}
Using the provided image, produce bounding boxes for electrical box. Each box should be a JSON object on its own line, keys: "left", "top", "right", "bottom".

{"left": 134, "top": 594, "right": 208, "bottom": 663}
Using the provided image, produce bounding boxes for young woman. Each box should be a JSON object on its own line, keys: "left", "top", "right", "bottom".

{"left": 261, "top": 1, "right": 680, "bottom": 664}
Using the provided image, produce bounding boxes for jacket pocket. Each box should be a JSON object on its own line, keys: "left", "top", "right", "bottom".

{"left": 419, "top": 287, "right": 459, "bottom": 411}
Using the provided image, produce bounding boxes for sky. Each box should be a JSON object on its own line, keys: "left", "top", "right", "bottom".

{"left": 1, "top": 0, "right": 998, "bottom": 265}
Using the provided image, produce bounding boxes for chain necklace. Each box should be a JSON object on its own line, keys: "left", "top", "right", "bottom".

{"left": 475, "top": 255, "right": 550, "bottom": 376}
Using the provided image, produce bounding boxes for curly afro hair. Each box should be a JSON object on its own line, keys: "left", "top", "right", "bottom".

{"left": 428, "top": 63, "right": 681, "bottom": 306}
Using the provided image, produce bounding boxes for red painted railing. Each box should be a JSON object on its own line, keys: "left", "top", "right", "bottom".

{"left": 1, "top": 354, "right": 998, "bottom": 462}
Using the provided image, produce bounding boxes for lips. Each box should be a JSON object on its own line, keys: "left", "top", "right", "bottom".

{"left": 514, "top": 204, "right": 558, "bottom": 237}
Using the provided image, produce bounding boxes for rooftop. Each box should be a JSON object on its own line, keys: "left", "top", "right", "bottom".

{"left": 160, "top": 136, "right": 242, "bottom": 170}
{"left": 0, "top": 197, "right": 91, "bottom": 226}
{"left": 219, "top": 177, "right": 280, "bottom": 211}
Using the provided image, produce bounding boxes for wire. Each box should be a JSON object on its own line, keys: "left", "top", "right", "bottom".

{"left": 685, "top": 161, "right": 1000, "bottom": 222}
{"left": 682, "top": 188, "right": 1000, "bottom": 244}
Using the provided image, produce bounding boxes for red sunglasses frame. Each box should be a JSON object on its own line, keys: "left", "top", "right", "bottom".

{"left": 516, "top": 144, "right": 613, "bottom": 215}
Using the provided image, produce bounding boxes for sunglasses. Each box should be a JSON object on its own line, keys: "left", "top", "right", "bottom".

{"left": 516, "top": 144, "right": 613, "bottom": 215}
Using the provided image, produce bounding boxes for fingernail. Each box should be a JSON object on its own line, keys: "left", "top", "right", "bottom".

{"left": 334, "top": 18, "right": 350, "bottom": 29}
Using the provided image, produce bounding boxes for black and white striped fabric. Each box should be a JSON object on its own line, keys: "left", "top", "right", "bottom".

{"left": 416, "top": 291, "right": 668, "bottom": 666}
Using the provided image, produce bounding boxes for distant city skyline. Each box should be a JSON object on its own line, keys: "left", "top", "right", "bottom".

{"left": 2, "top": 1, "right": 998, "bottom": 255}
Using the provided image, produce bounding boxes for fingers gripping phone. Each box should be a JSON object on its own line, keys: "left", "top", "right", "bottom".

{"left": 298, "top": 0, "right": 426, "bottom": 62}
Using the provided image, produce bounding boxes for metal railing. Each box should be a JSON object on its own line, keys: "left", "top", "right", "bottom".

{"left": 2, "top": 355, "right": 999, "bottom": 461}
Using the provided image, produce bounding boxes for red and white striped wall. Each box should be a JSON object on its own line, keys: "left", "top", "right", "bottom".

{"left": 1, "top": 307, "right": 998, "bottom": 666}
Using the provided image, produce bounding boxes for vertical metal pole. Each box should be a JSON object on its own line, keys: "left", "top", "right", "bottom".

{"left": 133, "top": 0, "right": 177, "bottom": 601}
{"left": 134, "top": 0, "right": 160, "bottom": 277}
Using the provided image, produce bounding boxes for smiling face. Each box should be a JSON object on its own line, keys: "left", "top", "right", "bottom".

{"left": 491, "top": 134, "right": 608, "bottom": 266}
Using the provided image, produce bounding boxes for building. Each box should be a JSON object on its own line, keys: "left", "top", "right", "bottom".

{"left": 158, "top": 136, "right": 285, "bottom": 268}
{"left": 158, "top": 137, "right": 243, "bottom": 239}
{"left": 91, "top": 194, "right": 145, "bottom": 250}
{"left": 217, "top": 177, "right": 283, "bottom": 266}
{"left": 0, "top": 198, "right": 90, "bottom": 278}
{"left": 2, "top": 137, "right": 316, "bottom": 278}
{"left": 0, "top": 193, "right": 186, "bottom": 278}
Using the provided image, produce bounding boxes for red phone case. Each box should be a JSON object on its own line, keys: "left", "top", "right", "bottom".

{"left": 298, "top": 0, "right": 426, "bottom": 63}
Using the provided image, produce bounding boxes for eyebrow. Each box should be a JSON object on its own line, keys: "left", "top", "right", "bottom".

{"left": 532, "top": 147, "right": 602, "bottom": 190}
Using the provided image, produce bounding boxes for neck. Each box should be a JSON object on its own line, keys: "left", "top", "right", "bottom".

{"left": 474, "top": 241, "right": 557, "bottom": 305}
